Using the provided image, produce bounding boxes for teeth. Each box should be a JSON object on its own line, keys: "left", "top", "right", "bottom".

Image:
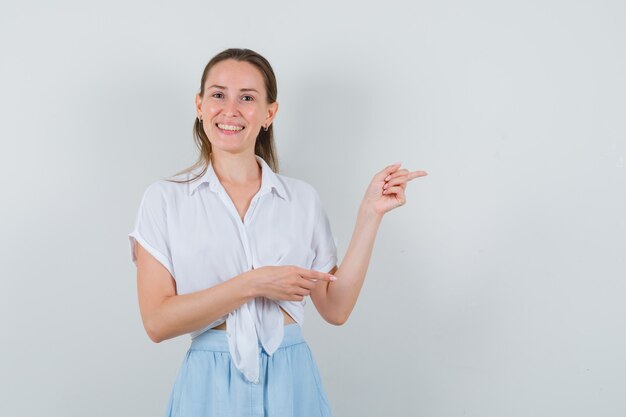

{"left": 217, "top": 124, "right": 244, "bottom": 131}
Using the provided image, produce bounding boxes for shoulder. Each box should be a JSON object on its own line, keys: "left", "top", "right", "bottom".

{"left": 274, "top": 172, "right": 322, "bottom": 204}
{"left": 139, "top": 172, "right": 195, "bottom": 208}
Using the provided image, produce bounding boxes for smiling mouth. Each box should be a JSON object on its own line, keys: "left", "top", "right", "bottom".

{"left": 216, "top": 123, "right": 245, "bottom": 132}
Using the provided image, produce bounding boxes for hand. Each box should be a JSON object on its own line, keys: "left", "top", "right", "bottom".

{"left": 362, "top": 162, "right": 427, "bottom": 216}
{"left": 247, "top": 265, "right": 337, "bottom": 302}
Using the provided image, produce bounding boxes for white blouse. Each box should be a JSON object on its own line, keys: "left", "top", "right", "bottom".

{"left": 128, "top": 155, "right": 338, "bottom": 383}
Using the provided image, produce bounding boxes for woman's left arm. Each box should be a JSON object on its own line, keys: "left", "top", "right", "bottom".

{"left": 310, "top": 162, "right": 427, "bottom": 325}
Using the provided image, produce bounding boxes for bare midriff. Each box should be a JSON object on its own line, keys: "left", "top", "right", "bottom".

{"left": 212, "top": 306, "right": 296, "bottom": 330}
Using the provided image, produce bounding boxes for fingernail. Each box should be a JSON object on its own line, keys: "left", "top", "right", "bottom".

{"left": 329, "top": 275, "right": 337, "bottom": 281}
{"left": 385, "top": 175, "right": 391, "bottom": 181}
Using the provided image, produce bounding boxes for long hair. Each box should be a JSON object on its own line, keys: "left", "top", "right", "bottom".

{"left": 168, "top": 48, "right": 279, "bottom": 184}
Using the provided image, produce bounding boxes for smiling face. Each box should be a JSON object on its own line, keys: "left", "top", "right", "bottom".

{"left": 195, "top": 59, "right": 278, "bottom": 156}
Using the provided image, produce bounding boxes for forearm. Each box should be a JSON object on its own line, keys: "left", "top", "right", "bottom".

{"left": 327, "top": 202, "right": 383, "bottom": 323}
{"left": 146, "top": 272, "right": 256, "bottom": 342}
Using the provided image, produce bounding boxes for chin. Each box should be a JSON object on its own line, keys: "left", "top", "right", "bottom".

{"left": 209, "top": 139, "right": 252, "bottom": 154}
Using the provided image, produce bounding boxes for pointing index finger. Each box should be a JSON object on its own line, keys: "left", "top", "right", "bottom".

{"left": 295, "top": 266, "right": 337, "bottom": 281}
{"left": 408, "top": 170, "right": 428, "bottom": 180}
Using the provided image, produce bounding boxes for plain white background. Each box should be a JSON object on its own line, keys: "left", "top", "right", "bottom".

{"left": 1, "top": 1, "right": 625, "bottom": 416}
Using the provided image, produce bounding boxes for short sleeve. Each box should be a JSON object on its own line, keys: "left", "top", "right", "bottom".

{"left": 128, "top": 182, "right": 175, "bottom": 277}
{"left": 310, "top": 188, "right": 338, "bottom": 273}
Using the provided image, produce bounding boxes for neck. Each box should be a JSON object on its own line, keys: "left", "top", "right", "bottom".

{"left": 210, "top": 150, "right": 261, "bottom": 186}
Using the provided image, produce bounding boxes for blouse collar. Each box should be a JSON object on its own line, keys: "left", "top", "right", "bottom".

{"left": 188, "top": 154, "right": 288, "bottom": 201}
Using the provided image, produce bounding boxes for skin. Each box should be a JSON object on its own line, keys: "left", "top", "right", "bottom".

{"left": 307, "top": 162, "right": 427, "bottom": 325}
{"left": 134, "top": 59, "right": 427, "bottom": 343}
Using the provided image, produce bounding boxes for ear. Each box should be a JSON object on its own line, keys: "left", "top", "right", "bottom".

{"left": 195, "top": 94, "right": 203, "bottom": 118}
{"left": 265, "top": 101, "right": 279, "bottom": 127}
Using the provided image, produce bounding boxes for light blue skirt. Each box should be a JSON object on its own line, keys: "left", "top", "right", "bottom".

{"left": 165, "top": 323, "right": 334, "bottom": 417}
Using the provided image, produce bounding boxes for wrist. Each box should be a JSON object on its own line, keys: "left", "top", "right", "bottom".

{"left": 358, "top": 201, "right": 383, "bottom": 223}
{"left": 238, "top": 269, "right": 261, "bottom": 300}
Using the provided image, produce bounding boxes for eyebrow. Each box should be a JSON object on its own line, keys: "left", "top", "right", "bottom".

{"left": 207, "top": 84, "right": 260, "bottom": 93}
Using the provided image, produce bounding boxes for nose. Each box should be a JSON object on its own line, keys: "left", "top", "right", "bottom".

{"left": 223, "top": 97, "right": 240, "bottom": 117}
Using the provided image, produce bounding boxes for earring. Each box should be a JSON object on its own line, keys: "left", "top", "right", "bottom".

{"left": 199, "top": 116, "right": 202, "bottom": 123}
{"left": 263, "top": 124, "right": 269, "bottom": 132}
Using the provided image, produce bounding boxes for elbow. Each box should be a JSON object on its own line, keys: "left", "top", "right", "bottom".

{"left": 144, "top": 318, "right": 166, "bottom": 343}
{"left": 323, "top": 304, "right": 352, "bottom": 326}
{"left": 148, "top": 331, "right": 164, "bottom": 344}
{"left": 327, "top": 312, "right": 349, "bottom": 326}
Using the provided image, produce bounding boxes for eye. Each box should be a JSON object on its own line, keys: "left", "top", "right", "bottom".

{"left": 211, "top": 92, "right": 224, "bottom": 99}
{"left": 241, "top": 95, "right": 255, "bottom": 102}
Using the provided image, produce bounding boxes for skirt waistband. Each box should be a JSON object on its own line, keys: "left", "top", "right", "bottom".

{"left": 190, "top": 323, "right": 304, "bottom": 352}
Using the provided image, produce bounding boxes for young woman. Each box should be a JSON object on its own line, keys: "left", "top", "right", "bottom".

{"left": 128, "top": 48, "right": 427, "bottom": 417}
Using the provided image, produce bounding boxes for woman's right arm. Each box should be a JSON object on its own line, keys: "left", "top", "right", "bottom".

{"left": 135, "top": 242, "right": 255, "bottom": 343}
{"left": 135, "top": 242, "right": 334, "bottom": 343}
